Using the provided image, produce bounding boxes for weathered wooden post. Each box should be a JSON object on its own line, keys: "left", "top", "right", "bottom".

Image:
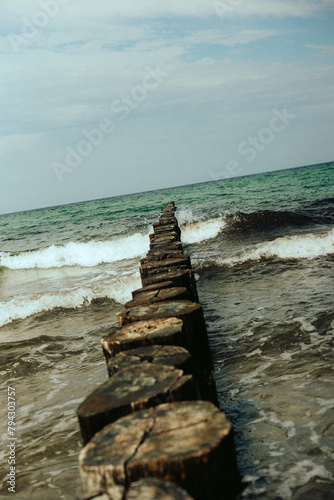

{"left": 76, "top": 201, "right": 241, "bottom": 500}
{"left": 124, "top": 287, "right": 190, "bottom": 309}
{"left": 117, "top": 301, "right": 218, "bottom": 405}
{"left": 77, "top": 363, "right": 196, "bottom": 444}
{"left": 100, "top": 317, "right": 186, "bottom": 363}
{"left": 106, "top": 345, "right": 193, "bottom": 377}
{"left": 142, "top": 269, "right": 199, "bottom": 303}
{"left": 79, "top": 401, "right": 241, "bottom": 500}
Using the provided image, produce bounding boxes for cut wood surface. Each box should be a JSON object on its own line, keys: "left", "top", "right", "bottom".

{"left": 107, "top": 345, "right": 192, "bottom": 377}
{"left": 142, "top": 249, "right": 184, "bottom": 263}
{"left": 125, "top": 287, "right": 190, "bottom": 309}
{"left": 117, "top": 300, "right": 206, "bottom": 335}
{"left": 148, "top": 241, "right": 183, "bottom": 251}
{"left": 132, "top": 280, "right": 174, "bottom": 298}
{"left": 142, "top": 269, "right": 198, "bottom": 302}
{"left": 153, "top": 217, "right": 178, "bottom": 227}
{"left": 77, "top": 364, "right": 196, "bottom": 444}
{"left": 154, "top": 224, "right": 181, "bottom": 236}
{"left": 150, "top": 236, "right": 179, "bottom": 249}
{"left": 100, "top": 317, "right": 186, "bottom": 362}
{"left": 117, "top": 301, "right": 218, "bottom": 404}
{"left": 79, "top": 401, "right": 240, "bottom": 500}
{"left": 149, "top": 231, "right": 179, "bottom": 243}
{"left": 140, "top": 256, "right": 191, "bottom": 280}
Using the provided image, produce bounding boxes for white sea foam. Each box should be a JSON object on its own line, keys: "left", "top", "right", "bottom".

{"left": 275, "top": 460, "right": 333, "bottom": 498}
{"left": 217, "top": 229, "right": 334, "bottom": 266}
{"left": 181, "top": 217, "right": 226, "bottom": 244}
{"left": 0, "top": 273, "right": 141, "bottom": 327}
{"left": 176, "top": 207, "right": 197, "bottom": 225}
{"left": 0, "top": 233, "right": 149, "bottom": 269}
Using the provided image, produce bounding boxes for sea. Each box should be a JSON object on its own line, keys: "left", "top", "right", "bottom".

{"left": 0, "top": 161, "right": 333, "bottom": 500}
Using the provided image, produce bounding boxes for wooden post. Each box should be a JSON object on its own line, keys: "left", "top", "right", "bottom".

{"left": 149, "top": 234, "right": 180, "bottom": 249}
{"left": 132, "top": 280, "right": 175, "bottom": 298}
{"left": 117, "top": 301, "right": 218, "bottom": 405}
{"left": 107, "top": 345, "right": 193, "bottom": 377}
{"left": 140, "top": 256, "right": 192, "bottom": 281}
{"left": 142, "top": 249, "right": 184, "bottom": 263}
{"left": 100, "top": 317, "right": 186, "bottom": 363}
{"left": 124, "top": 287, "right": 190, "bottom": 309}
{"left": 77, "top": 364, "right": 196, "bottom": 444}
{"left": 141, "top": 269, "right": 198, "bottom": 303}
{"left": 79, "top": 401, "right": 241, "bottom": 500}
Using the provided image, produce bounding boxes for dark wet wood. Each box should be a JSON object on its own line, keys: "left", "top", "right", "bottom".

{"left": 132, "top": 281, "right": 174, "bottom": 298}
{"left": 100, "top": 317, "right": 186, "bottom": 363}
{"left": 154, "top": 223, "right": 180, "bottom": 236}
{"left": 140, "top": 256, "right": 191, "bottom": 281}
{"left": 149, "top": 233, "right": 179, "bottom": 248}
{"left": 125, "top": 287, "right": 190, "bottom": 309}
{"left": 150, "top": 230, "right": 179, "bottom": 240}
{"left": 77, "top": 364, "right": 196, "bottom": 444}
{"left": 142, "top": 269, "right": 198, "bottom": 303}
{"left": 149, "top": 241, "right": 184, "bottom": 252}
{"left": 153, "top": 217, "right": 178, "bottom": 228}
{"left": 107, "top": 345, "right": 193, "bottom": 377}
{"left": 79, "top": 401, "right": 241, "bottom": 500}
{"left": 117, "top": 301, "right": 218, "bottom": 404}
{"left": 142, "top": 249, "right": 184, "bottom": 263}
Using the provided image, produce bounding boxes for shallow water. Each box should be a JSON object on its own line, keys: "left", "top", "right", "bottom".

{"left": 0, "top": 302, "right": 121, "bottom": 500}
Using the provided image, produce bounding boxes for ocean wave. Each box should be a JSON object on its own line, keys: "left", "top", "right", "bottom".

{"left": 176, "top": 207, "right": 227, "bottom": 244}
{"left": 0, "top": 233, "right": 149, "bottom": 269}
{"left": 224, "top": 209, "right": 319, "bottom": 232}
{"left": 177, "top": 204, "right": 333, "bottom": 247}
{"left": 201, "top": 229, "right": 334, "bottom": 268}
{"left": 181, "top": 217, "right": 227, "bottom": 244}
{"left": 0, "top": 274, "right": 141, "bottom": 327}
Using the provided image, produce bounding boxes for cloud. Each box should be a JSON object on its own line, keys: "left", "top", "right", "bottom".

{"left": 306, "top": 43, "right": 334, "bottom": 56}
{"left": 0, "top": 0, "right": 333, "bottom": 214}
{"left": 180, "top": 29, "right": 280, "bottom": 47}
{"left": 1, "top": 0, "right": 333, "bottom": 28}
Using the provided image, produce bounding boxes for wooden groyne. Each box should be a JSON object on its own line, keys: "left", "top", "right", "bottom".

{"left": 77, "top": 202, "right": 241, "bottom": 500}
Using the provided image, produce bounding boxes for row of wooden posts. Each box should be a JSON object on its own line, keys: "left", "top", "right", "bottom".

{"left": 77, "top": 202, "right": 241, "bottom": 500}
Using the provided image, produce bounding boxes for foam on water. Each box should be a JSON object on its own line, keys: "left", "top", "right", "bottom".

{"left": 181, "top": 217, "right": 226, "bottom": 244}
{"left": 0, "top": 273, "right": 141, "bottom": 327}
{"left": 0, "top": 233, "right": 149, "bottom": 269}
{"left": 275, "top": 460, "right": 333, "bottom": 499}
{"left": 216, "top": 229, "right": 334, "bottom": 266}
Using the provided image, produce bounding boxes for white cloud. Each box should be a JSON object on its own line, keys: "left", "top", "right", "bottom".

{"left": 1, "top": 0, "right": 333, "bottom": 26}
{"left": 306, "top": 43, "right": 334, "bottom": 56}
{"left": 181, "top": 29, "right": 280, "bottom": 47}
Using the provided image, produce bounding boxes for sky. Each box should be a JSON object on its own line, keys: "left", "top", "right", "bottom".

{"left": 0, "top": 0, "right": 334, "bottom": 214}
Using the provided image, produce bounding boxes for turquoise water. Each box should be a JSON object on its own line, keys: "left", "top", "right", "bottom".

{"left": 0, "top": 161, "right": 333, "bottom": 499}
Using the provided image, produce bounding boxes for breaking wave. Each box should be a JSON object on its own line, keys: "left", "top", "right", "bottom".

{"left": 0, "top": 273, "right": 141, "bottom": 327}
{"left": 0, "top": 234, "right": 150, "bottom": 269}
{"left": 203, "top": 229, "right": 334, "bottom": 268}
